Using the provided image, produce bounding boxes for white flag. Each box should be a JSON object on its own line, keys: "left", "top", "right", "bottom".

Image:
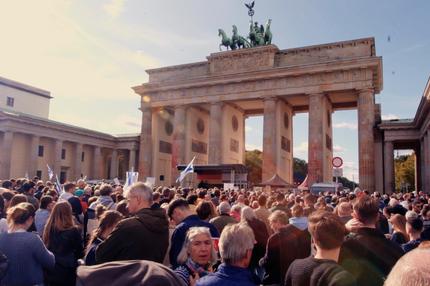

{"left": 47, "top": 164, "right": 54, "bottom": 180}
{"left": 176, "top": 156, "right": 195, "bottom": 183}
{"left": 124, "top": 171, "right": 139, "bottom": 190}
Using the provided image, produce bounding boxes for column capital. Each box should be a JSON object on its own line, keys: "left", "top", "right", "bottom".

{"left": 209, "top": 101, "right": 224, "bottom": 107}
{"left": 358, "top": 88, "right": 375, "bottom": 95}
{"left": 263, "top": 96, "right": 278, "bottom": 102}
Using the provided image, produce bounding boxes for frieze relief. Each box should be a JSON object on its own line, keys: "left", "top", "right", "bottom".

{"left": 149, "top": 68, "right": 371, "bottom": 103}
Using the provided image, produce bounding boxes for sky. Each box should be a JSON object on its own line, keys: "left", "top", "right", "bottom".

{"left": 1, "top": 0, "right": 429, "bottom": 182}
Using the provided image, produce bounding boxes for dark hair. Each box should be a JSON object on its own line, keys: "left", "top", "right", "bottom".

{"left": 186, "top": 194, "right": 198, "bottom": 205}
{"left": 2, "top": 190, "right": 14, "bottom": 202}
{"left": 258, "top": 195, "right": 267, "bottom": 207}
{"left": 0, "top": 194, "right": 4, "bottom": 218}
{"left": 196, "top": 201, "right": 215, "bottom": 221}
{"left": 308, "top": 210, "right": 346, "bottom": 250}
{"left": 353, "top": 196, "right": 379, "bottom": 225}
{"left": 408, "top": 217, "right": 423, "bottom": 232}
{"left": 100, "top": 184, "right": 113, "bottom": 196}
{"left": 40, "top": 196, "right": 54, "bottom": 209}
{"left": 276, "top": 193, "right": 284, "bottom": 202}
{"left": 152, "top": 192, "right": 160, "bottom": 202}
{"left": 63, "top": 182, "right": 76, "bottom": 193}
{"left": 292, "top": 204, "right": 304, "bottom": 217}
{"left": 198, "top": 190, "right": 207, "bottom": 199}
{"left": 1, "top": 180, "right": 12, "bottom": 189}
{"left": 167, "top": 198, "right": 189, "bottom": 219}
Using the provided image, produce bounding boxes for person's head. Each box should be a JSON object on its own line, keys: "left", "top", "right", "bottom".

{"left": 168, "top": 198, "right": 192, "bottom": 225}
{"left": 9, "top": 194, "right": 28, "bottom": 208}
{"left": 87, "top": 210, "right": 123, "bottom": 253}
{"left": 384, "top": 247, "right": 430, "bottom": 286}
{"left": 100, "top": 184, "right": 113, "bottom": 196}
{"left": 406, "top": 217, "right": 423, "bottom": 237}
{"left": 308, "top": 210, "right": 346, "bottom": 251}
{"left": 77, "top": 179, "right": 86, "bottom": 190}
{"left": 390, "top": 214, "right": 407, "bottom": 235}
{"left": 43, "top": 201, "right": 75, "bottom": 246}
{"left": 291, "top": 204, "right": 304, "bottom": 218}
{"left": 338, "top": 202, "right": 352, "bottom": 217}
{"left": 196, "top": 201, "right": 216, "bottom": 221}
{"left": 21, "top": 182, "right": 35, "bottom": 195}
{"left": 240, "top": 206, "right": 256, "bottom": 223}
{"left": 115, "top": 199, "right": 129, "bottom": 217}
{"left": 269, "top": 210, "right": 289, "bottom": 233}
{"left": 412, "top": 200, "right": 424, "bottom": 214}
{"left": 219, "top": 223, "right": 255, "bottom": 268}
{"left": 177, "top": 227, "right": 217, "bottom": 266}
{"left": 218, "top": 201, "right": 231, "bottom": 215}
{"left": 6, "top": 202, "right": 35, "bottom": 230}
{"left": 352, "top": 196, "right": 379, "bottom": 226}
{"left": 257, "top": 195, "right": 267, "bottom": 208}
{"left": 63, "top": 182, "right": 76, "bottom": 194}
{"left": 276, "top": 193, "right": 284, "bottom": 203}
{"left": 40, "top": 195, "right": 55, "bottom": 211}
{"left": 304, "top": 194, "right": 316, "bottom": 207}
{"left": 125, "top": 182, "right": 153, "bottom": 214}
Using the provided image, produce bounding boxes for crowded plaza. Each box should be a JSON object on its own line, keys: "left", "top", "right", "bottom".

{"left": 1, "top": 176, "right": 430, "bottom": 285}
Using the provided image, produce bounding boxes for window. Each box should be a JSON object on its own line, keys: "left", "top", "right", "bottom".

{"left": 60, "top": 171, "right": 67, "bottom": 184}
{"left": 38, "top": 145, "right": 44, "bottom": 157}
{"left": 6, "top": 97, "right": 14, "bottom": 107}
{"left": 61, "top": 149, "right": 66, "bottom": 160}
{"left": 159, "top": 175, "right": 165, "bottom": 181}
{"left": 36, "top": 170, "right": 42, "bottom": 179}
{"left": 81, "top": 151, "right": 85, "bottom": 162}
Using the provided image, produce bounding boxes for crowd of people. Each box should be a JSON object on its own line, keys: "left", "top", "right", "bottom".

{"left": 1, "top": 176, "right": 430, "bottom": 286}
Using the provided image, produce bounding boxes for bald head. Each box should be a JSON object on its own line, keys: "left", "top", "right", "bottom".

{"left": 384, "top": 247, "right": 430, "bottom": 286}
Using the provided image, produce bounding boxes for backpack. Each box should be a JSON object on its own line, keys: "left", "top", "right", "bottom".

{"left": 0, "top": 251, "right": 8, "bottom": 280}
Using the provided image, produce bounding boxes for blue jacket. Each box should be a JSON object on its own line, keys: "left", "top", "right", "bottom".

{"left": 169, "top": 215, "right": 219, "bottom": 268}
{"left": 196, "top": 264, "right": 257, "bottom": 286}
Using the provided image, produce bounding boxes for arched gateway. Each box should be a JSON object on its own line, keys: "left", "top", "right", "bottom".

{"left": 133, "top": 38, "right": 383, "bottom": 189}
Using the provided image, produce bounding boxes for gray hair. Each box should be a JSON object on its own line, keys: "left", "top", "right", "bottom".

{"left": 127, "top": 182, "right": 153, "bottom": 203}
{"left": 218, "top": 202, "right": 231, "bottom": 215}
{"left": 177, "top": 227, "right": 217, "bottom": 265}
{"left": 384, "top": 247, "right": 430, "bottom": 286}
{"left": 269, "top": 210, "right": 289, "bottom": 225}
{"left": 219, "top": 223, "right": 255, "bottom": 265}
{"left": 240, "top": 206, "right": 256, "bottom": 222}
{"left": 231, "top": 204, "right": 242, "bottom": 214}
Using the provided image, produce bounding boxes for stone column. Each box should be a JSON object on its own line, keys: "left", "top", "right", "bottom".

{"left": 129, "top": 147, "right": 136, "bottom": 171}
{"left": 138, "top": 106, "right": 153, "bottom": 180}
{"left": 93, "top": 146, "right": 102, "bottom": 179}
{"left": 358, "top": 88, "right": 375, "bottom": 191}
{"left": 262, "top": 97, "right": 277, "bottom": 181}
{"left": 383, "top": 141, "right": 394, "bottom": 194}
{"left": 109, "top": 149, "right": 118, "bottom": 179}
{"left": 53, "top": 139, "right": 63, "bottom": 179}
{"left": 420, "top": 137, "right": 426, "bottom": 193}
{"left": 208, "top": 102, "right": 223, "bottom": 164}
{"left": 425, "top": 132, "right": 430, "bottom": 193}
{"left": 0, "top": 131, "right": 14, "bottom": 179}
{"left": 73, "top": 143, "right": 83, "bottom": 180}
{"left": 414, "top": 148, "right": 420, "bottom": 193}
{"left": 308, "top": 93, "right": 325, "bottom": 186}
{"left": 29, "top": 135, "right": 40, "bottom": 177}
{"left": 171, "top": 105, "right": 187, "bottom": 183}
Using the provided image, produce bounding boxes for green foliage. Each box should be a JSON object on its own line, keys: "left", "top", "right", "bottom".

{"left": 395, "top": 154, "right": 415, "bottom": 192}
{"left": 245, "top": 149, "right": 262, "bottom": 185}
{"left": 293, "top": 158, "right": 307, "bottom": 184}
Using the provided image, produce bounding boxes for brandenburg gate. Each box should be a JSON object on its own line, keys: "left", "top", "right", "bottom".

{"left": 133, "top": 37, "right": 383, "bottom": 190}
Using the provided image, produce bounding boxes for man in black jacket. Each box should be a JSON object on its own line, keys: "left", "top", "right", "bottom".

{"left": 339, "top": 196, "right": 404, "bottom": 286}
{"left": 96, "top": 182, "right": 169, "bottom": 264}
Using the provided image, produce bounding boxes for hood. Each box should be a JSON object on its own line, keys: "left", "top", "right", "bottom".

{"left": 135, "top": 208, "right": 169, "bottom": 234}
{"left": 289, "top": 217, "right": 308, "bottom": 231}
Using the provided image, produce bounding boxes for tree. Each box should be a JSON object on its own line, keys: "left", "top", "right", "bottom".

{"left": 293, "top": 158, "right": 307, "bottom": 184}
{"left": 395, "top": 154, "right": 415, "bottom": 192}
{"left": 245, "top": 149, "right": 262, "bottom": 185}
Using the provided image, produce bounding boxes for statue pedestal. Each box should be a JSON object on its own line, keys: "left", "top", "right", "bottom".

{"left": 207, "top": 45, "right": 279, "bottom": 75}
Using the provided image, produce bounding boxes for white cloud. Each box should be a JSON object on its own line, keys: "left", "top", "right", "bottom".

{"left": 245, "top": 126, "right": 253, "bottom": 132}
{"left": 381, "top": 114, "right": 400, "bottom": 120}
{"left": 245, "top": 144, "right": 261, "bottom": 151}
{"left": 103, "top": 0, "right": 126, "bottom": 18}
{"left": 333, "top": 145, "right": 346, "bottom": 153}
{"left": 333, "top": 122, "right": 357, "bottom": 130}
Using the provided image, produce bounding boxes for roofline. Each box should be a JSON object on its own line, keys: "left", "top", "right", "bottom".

{"left": 0, "top": 76, "right": 52, "bottom": 99}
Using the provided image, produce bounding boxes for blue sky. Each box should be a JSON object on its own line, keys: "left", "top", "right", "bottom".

{"left": 1, "top": 0, "right": 429, "bottom": 181}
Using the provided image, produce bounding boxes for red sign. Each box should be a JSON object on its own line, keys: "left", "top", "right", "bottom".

{"left": 332, "top": 157, "right": 343, "bottom": 168}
